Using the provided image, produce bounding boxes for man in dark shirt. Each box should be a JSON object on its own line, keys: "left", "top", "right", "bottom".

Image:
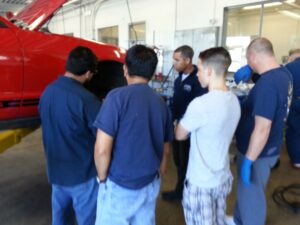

{"left": 39, "top": 46, "right": 101, "bottom": 225}
{"left": 228, "top": 38, "right": 290, "bottom": 225}
{"left": 162, "top": 45, "right": 207, "bottom": 201}
{"left": 94, "top": 45, "right": 173, "bottom": 225}
{"left": 285, "top": 55, "right": 300, "bottom": 168}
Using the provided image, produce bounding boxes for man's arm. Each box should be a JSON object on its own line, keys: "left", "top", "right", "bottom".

{"left": 241, "top": 115, "right": 272, "bottom": 186}
{"left": 175, "top": 123, "right": 189, "bottom": 141}
{"left": 160, "top": 143, "right": 171, "bottom": 175}
{"left": 246, "top": 115, "right": 272, "bottom": 161}
{"left": 94, "top": 129, "right": 113, "bottom": 181}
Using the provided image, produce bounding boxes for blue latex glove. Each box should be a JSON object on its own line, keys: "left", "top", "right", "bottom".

{"left": 240, "top": 156, "right": 253, "bottom": 186}
{"left": 234, "top": 65, "right": 252, "bottom": 84}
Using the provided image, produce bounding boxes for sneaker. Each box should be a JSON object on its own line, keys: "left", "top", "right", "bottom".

{"left": 161, "top": 190, "right": 182, "bottom": 201}
{"left": 292, "top": 163, "right": 300, "bottom": 170}
{"left": 225, "top": 215, "right": 236, "bottom": 225}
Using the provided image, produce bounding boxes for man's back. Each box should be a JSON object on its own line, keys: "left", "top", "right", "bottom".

{"left": 39, "top": 76, "right": 101, "bottom": 186}
{"left": 94, "top": 84, "right": 173, "bottom": 189}
{"left": 236, "top": 67, "right": 290, "bottom": 157}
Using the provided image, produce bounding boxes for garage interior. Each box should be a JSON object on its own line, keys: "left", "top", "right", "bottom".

{"left": 1, "top": 0, "right": 300, "bottom": 225}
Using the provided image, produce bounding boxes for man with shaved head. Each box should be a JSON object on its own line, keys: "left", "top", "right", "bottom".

{"left": 228, "top": 38, "right": 291, "bottom": 225}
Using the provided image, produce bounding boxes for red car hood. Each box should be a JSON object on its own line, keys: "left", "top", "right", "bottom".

{"left": 12, "top": 0, "right": 67, "bottom": 31}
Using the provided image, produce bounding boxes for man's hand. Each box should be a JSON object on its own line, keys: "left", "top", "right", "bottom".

{"left": 240, "top": 156, "right": 253, "bottom": 186}
{"left": 234, "top": 65, "right": 252, "bottom": 84}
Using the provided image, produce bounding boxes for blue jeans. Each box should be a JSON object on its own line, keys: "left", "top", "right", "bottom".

{"left": 52, "top": 177, "right": 98, "bottom": 225}
{"left": 95, "top": 176, "right": 161, "bottom": 225}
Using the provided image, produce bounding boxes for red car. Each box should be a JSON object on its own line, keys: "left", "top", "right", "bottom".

{"left": 0, "top": 0, "right": 126, "bottom": 129}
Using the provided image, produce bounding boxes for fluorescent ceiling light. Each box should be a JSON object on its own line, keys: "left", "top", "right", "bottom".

{"left": 243, "top": 5, "right": 262, "bottom": 10}
{"left": 63, "top": 0, "right": 80, "bottom": 7}
{"left": 285, "top": 0, "right": 296, "bottom": 3}
{"left": 265, "top": 2, "right": 283, "bottom": 7}
{"left": 243, "top": 2, "right": 282, "bottom": 10}
{"left": 279, "top": 10, "right": 300, "bottom": 19}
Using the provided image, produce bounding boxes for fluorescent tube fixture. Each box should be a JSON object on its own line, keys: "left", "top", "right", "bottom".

{"left": 243, "top": 2, "right": 282, "bottom": 10}
{"left": 285, "top": 0, "right": 296, "bottom": 3}
{"left": 63, "top": 0, "right": 80, "bottom": 7}
{"left": 243, "top": 5, "right": 262, "bottom": 10}
{"left": 279, "top": 10, "right": 300, "bottom": 19}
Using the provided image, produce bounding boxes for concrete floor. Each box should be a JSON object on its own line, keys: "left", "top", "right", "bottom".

{"left": 0, "top": 128, "right": 300, "bottom": 225}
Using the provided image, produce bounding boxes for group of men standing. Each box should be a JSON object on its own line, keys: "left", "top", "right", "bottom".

{"left": 38, "top": 36, "right": 296, "bottom": 225}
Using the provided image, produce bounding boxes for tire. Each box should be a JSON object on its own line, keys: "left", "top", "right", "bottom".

{"left": 85, "top": 61, "right": 127, "bottom": 99}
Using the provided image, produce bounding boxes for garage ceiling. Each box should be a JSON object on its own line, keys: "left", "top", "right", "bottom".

{"left": 0, "top": 0, "right": 99, "bottom": 17}
{"left": 0, "top": 0, "right": 34, "bottom": 15}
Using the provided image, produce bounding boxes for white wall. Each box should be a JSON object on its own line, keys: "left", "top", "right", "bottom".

{"left": 49, "top": 0, "right": 263, "bottom": 48}
{"left": 48, "top": 0, "right": 266, "bottom": 72}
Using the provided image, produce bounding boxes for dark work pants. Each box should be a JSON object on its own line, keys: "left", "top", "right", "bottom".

{"left": 286, "top": 100, "right": 300, "bottom": 164}
{"left": 286, "top": 127, "right": 300, "bottom": 164}
{"left": 234, "top": 152, "right": 278, "bottom": 225}
{"left": 172, "top": 139, "right": 190, "bottom": 195}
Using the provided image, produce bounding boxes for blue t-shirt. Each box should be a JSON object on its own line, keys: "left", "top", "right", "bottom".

{"left": 171, "top": 65, "right": 207, "bottom": 121}
{"left": 94, "top": 83, "right": 173, "bottom": 189}
{"left": 39, "top": 76, "right": 101, "bottom": 186}
{"left": 286, "top": 58, "right": 300, "bottom": 131}
{"left": 286, "top": 58, "right": 300, "bottom": 98}
{"left": 236, "top": 67, "right": 290, "bottom": 157}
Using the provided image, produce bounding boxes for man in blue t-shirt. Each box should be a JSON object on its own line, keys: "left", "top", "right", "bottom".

{"left": 285, "top": 55, "right": 300, "bottom": 168}
{"left": 39, "top": 46, "right": 101, "bottom": 225}
{"left": 163, "top": 45, "right": 207, "bottom": 201}
{"left": 94, "top": 45, "right": 173, "bottom": 225}
{"left": 228, "top": 38, "right": 290, "bottom": 225}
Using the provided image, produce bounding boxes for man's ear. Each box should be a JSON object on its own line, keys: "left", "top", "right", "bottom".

{"left": 206, "top": 66, "right": 213, "bottom": 77}
{"left": 185, "top": 57, "right": 191, "bottom": 65}
{"left": 86, "top": 70, "right": 93, "bottom": 79}
{"left": 249, "top": 53, "right": 256, "bottom": 65}
{"left": 123, "top": 64, "right": 128, "bottom": 77}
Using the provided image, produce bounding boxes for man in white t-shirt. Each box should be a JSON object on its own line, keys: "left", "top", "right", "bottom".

{"left": 175, "top": 47, "right": 241, "bottom": 225}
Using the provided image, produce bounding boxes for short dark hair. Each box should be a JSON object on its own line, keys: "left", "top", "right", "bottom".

{"left": 289, "top": 48, "right": 300, "bottom": 56}
{"left": 199, "top": 47, "right": 231, "bottom": 75}
{"left": 125, "top": 45, "right": 158, "bottom": 80}
{"left": 66, "top": 46, "right": 98, "bottom": 76}
{"left": 174, "top": 45, "right": 194, "bottom": 60}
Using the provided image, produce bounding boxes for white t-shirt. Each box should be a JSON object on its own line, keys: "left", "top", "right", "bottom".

{"left": 180, "top": 90, "right": 241, "bottom": 188}
{"left": 181, "top": 73, "right": 189, "bottom": 81}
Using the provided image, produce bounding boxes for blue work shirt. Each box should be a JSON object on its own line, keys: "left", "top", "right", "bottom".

{"left": 39, "top": 76, "right": 101, "bottom": 186}
{"left": 286, "top": 58, "right": 300, "bottom": 131}
{"left": 286, "top": 58, "right": 300, "bottom": 98}
{"left": 171, "top": 65, "right": 207, "bottom": 121}
{"left": 94, "top": 83, "right": 173, "bottom": 189}
{"left": 236, "top": 67, "right": 290, "bottom": 157}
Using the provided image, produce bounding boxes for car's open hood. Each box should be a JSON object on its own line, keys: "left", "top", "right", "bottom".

{"left": 12, "top": 0, "right": 67, "bottom": 31}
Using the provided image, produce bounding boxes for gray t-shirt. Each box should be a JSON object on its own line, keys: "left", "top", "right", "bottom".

{"left": 180, "top": 90, "right": 241, "bottom": 188}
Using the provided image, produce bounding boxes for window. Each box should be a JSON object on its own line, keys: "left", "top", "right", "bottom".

{"left": 98, "top": 26, "right": 119, "bottom": 46}
{"left": 223, "top": 0, "right": 300, "bottom": 71}
{"left": 129, "top": 22, "right": 146, "bottom": 47}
